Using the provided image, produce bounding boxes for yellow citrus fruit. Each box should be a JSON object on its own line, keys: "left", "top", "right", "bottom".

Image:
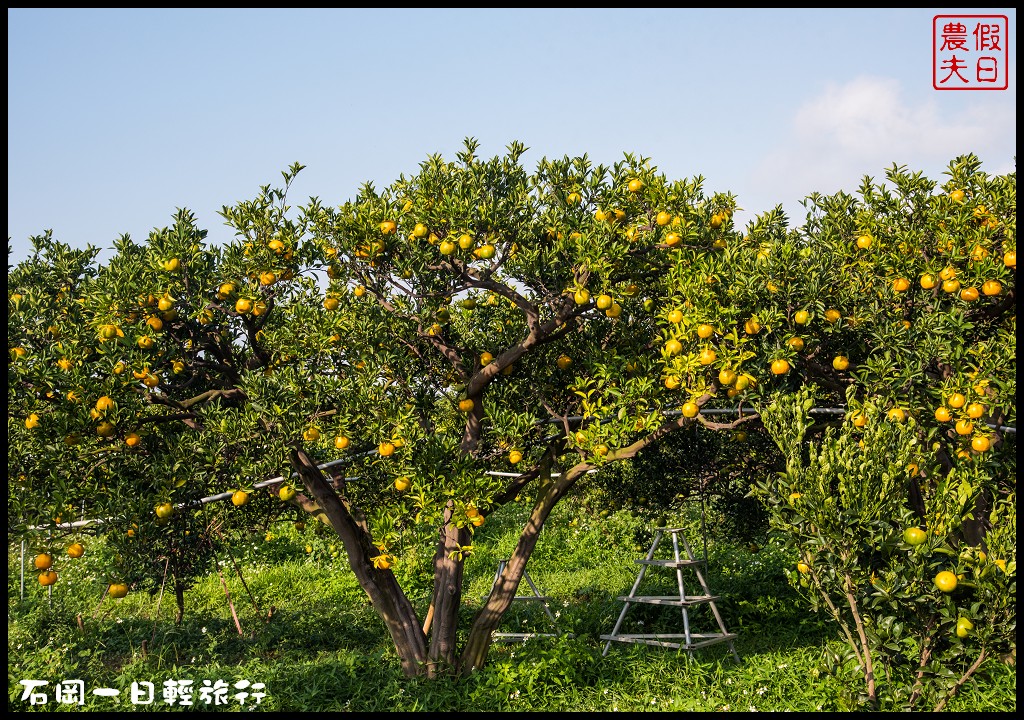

{"left": 934, "top": 570, "right": 958, "bottom": 593}
{"left": 34, "top": 553, "right": 53, "bottom": 570}
{"left": 903, "top": 527, "right": 927, "bottom": 545}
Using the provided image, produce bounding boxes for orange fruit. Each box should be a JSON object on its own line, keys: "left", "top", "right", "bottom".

{"left": 379, "top": 441, "right": 396, "bottom": 456}
{"left": 682, "top": 402, "right": 699, "bottom": 418}
{"left": 934, "top": 570, "right": 957, "bottom": 593}
{"left": 38, "top": 570, "right": 58, "bottom": 586}
{"left": 893, "top": 278, "right": 910, "bottom": 292}
{"left": 955, "top": 419, "right": 974, "bottom": 436}
{"left": 34, "top": 553, "right": 53, "bottom": 570}
{"left": 67, "top": 543, "right": 85, "bottom": 558}
{"left": 458, "top": 399, "right": 475, "bottom": 412}
{"left": 934, "top": 406, "right": 952, "bottom": 423}
{"left": 108, "top": 582, "right": 129, "bottom": 599}
{"left": 982, "top": 279, "right": 1002, "bottom": 296}
{"left": 770, "top": 359, "right": 790, "bottom": 375}
{"left": 696, "top": 323, "right": 714, "bottom": 339}
{"left": 947, "top": 393, "right": 966, "bottom": 409}
{"left": 959, "top": 286, "right": 979, "bottom": 302}
{"left": 231, "top": 490, "right": 250, "bottom": 507}
{"left": 971, "top": 435, "right": 991, "bottom": 453}
{"left": 334, "top": 435, "right": 350, "bottom": 450}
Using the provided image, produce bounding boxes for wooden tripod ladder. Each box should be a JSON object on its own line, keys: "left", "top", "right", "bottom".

{"left": 601, "top": 527, "right": 739, "bottom": 661}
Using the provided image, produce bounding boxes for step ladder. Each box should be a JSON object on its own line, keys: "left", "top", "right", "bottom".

{"left": 601, "top": 527, "right": 739, "bottom": 661}
{"left": 488, "top": 560, "right": 568, "bottom": 641}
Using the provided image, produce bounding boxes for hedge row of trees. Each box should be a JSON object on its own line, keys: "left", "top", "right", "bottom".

{"left": 8, "top": 142, "right": 1014, "bottom": 707}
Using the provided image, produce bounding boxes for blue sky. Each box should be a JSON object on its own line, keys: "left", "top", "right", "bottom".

{"left": 7, "top": 8, "right": 1016, "bottom": 266}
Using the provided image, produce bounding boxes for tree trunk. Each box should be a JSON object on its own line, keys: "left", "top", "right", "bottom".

{"left": 290, "top": 449, "right": 429, "bottom": 677}
{"left": 459, "top": 465, "right": 575, "bottom": 674}
{"left": 174, "top": 576, "right": 185, "bottom": 626}
{"left": 425, "top": 501, "right": 471, "bottom": 677}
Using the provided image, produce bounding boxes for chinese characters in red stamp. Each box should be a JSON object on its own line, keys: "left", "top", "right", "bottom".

{"left": 933, "top": 15, "right": 1009, "bottom": 90}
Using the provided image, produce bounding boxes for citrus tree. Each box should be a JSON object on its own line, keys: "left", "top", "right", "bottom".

{"left": 8, "top": 142, "right": 1014, "bottom": 683}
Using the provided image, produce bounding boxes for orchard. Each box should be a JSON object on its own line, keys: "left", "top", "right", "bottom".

{"left": 7, "top": 141, "right": 1014, "bottom": 706}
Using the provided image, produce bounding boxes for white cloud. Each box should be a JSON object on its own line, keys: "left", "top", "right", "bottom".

{"left": 742, "top": 76, "right": 1015, "bottom": 224}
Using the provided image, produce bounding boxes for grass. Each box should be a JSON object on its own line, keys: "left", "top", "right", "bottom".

{"left": 8, "top": 492, "right": 1016, "bottom": 712}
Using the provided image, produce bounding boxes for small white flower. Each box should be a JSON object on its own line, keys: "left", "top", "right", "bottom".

{"left": 749, "top": 705, "right": 758, "bottom": 712}
{"left": 757, "top": 686, "right": 768, "bottom": 696}
{"left": 202, "top": 627, "right": 207, "bottom": 633}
